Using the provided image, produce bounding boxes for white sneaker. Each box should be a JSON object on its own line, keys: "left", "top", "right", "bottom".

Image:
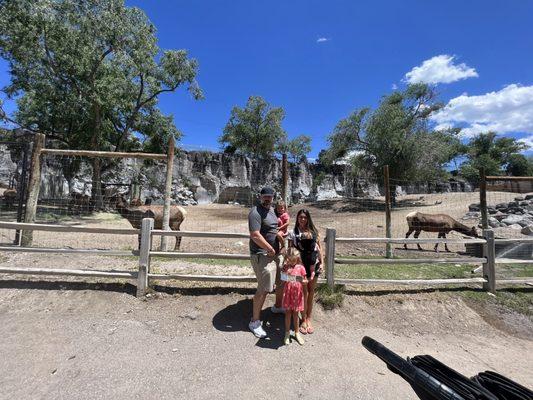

{"left": 249, "top": 320, "right": 267, "bottom": 338}
{"left": 271, "top": 305, "right": 286, "bottom": 314}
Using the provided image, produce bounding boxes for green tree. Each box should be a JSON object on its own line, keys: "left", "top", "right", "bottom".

{"left": 0, "top": 0, "right": 202, "bottom": 207}
{"left": 459, "top": 132, "right": 528, "bottom": 182}
{"left": 322, "top": 84, "right": 462, "bottom": 182}
{"left": 277, "top": 134, "right": 312, "bottom": 163}
{"left": 219, "top": 96, "right": 287, "bottom": 159}
{"left": 506, "top": 154, "right": 533, "bottom": 176}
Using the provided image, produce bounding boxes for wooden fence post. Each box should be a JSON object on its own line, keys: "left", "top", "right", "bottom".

{"left": 160, "top": 136, "right": 175, "bottom": 251}
{"left": 21, "top": 133, "right": 45, "bottom": 246}
{"left": 281, "top": 153, "right": 288, "bottom": 204}
{"left": 384, "top": 165, "right": 392, "bottom": 258}
{"left": 137, "top": 217, "right": 154, "bottom": 297}
{"left": 480, "top": 168, "right": 488, "bottom": 229}
{"left": 482, "top": 229, "right": 496, "bottom": 293}
{"left": 325, "top": 228, "right": 336, "bottom": 289}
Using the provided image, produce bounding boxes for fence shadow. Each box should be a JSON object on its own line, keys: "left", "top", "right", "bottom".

{"left": 0, "top": 279, "right": 136, "bottom": 294}
{"left": 343, "top": 286, "right": 533, "bottom": 297}
{"left": 310, "top": 198, "right": 435, "bottom": 213}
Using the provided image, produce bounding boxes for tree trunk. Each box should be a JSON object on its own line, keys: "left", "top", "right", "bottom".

{"left": 91, "top": 103, "right": 104, "bottom": 210}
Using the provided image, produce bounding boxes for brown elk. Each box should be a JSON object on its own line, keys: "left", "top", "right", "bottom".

{"left": 404, "top": 211, "right": 479, "bottom": 252}
{"left": 129, "top": 198, "right": 143, "bottom": 207}
{"left": 2, "top": 188, "right": 17, "bottom": 208}
{"left": 68, "top": 192, "right": 92, "bottom": 214}
{"left": 113, "top": 195, "right": 187, "bottom": 250}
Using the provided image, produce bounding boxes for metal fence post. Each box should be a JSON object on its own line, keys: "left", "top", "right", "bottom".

{"left": 325, "top": 228, "right": 336, "bottom": 289}
{"left": 384, "top": 165, "right": 392, "bottom": 258}
{"left": 482, "top": 229, "right": 496, "bottom": 293}
{"left": 137, "top": 218, "right": 154, "bottom": 297}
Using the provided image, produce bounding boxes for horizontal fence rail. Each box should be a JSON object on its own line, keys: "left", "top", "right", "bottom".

{"left": 0, "top": 219, "right": 530, "bottom": 296}
{"left": 335, "top": 237, "right": 486, "bottom": 244}
{"left": 0, "top": 222, "right": 139, "bottom": 235}
{"left": 335, "top": 257, "right": 486, "bottom": 265}
{"left": 151, "top": 230, "right": 249, "bottom": 239}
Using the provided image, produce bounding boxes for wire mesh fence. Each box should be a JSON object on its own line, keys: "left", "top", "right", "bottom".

{"left": 0, "top": 140, "right": 30, "bottom": 246}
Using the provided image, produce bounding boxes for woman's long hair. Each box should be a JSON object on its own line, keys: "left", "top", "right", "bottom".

{"left": 294, "top": 209, "right": 319, "bottom": 239}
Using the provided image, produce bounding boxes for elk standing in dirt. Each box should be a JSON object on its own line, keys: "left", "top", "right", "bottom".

{"left": 404, "top": 211, "right": 479, "bottom": 252}
{"left": 114, "top": 196, "right": 187, "bottom": 250}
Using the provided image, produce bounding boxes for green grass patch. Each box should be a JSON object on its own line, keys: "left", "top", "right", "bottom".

{"left": 316, "top": 283, "right": 345, "bottom": 310}
{"left": 335, "top": 262, "right": 473, "bottom": 280}
{"left": 462, "top": 289, "right": 533, "bottom": 317}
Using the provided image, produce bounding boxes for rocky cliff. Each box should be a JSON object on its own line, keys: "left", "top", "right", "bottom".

{"left": 0, "top": 145, "right": 473, "bottom": 205}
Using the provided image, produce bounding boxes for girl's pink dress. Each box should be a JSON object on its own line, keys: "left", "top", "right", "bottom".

{"left": 282, "top": 264, "right": 306, "bottom": 311}
{"left": 277, "top": 212, "right": 290, "bottom": 236}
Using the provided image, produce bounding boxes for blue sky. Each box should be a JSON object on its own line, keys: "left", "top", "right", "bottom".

{"left": 1, "top": 0, "right": 532, "bottom": 157}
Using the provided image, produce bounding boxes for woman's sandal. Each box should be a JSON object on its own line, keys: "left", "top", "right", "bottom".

{"left": 299, "top": 322, "right": 308, "bottom": 335}
{"left": 306, "top": 324, "right": 314, "bottom": 334}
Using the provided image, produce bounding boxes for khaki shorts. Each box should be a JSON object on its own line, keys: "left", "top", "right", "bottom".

{"left": 250, "top": 254, "right": 282, "bottom": 293}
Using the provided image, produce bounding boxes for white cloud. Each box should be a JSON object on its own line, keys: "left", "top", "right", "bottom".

{"left": 391, "top": 83, "right": 398, "bottom": 90}
{"left": 431, "top": 84, "right": 533, "bottom": 138}
{"left": 316, "top": 37, "right": 329, "bottom": 43}
{"left": 405, "top": 55, "right": 478, "bottom": 84}
{"left": 518, "top": 134, "right": 533, "bottom": 149}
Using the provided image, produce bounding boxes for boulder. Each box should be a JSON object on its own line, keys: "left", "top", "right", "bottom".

{"left": 525, "top": 194, "right": 533, "bottom": 200}
{"left": 488, "top": 217, "right": 499, "bottom": 228}
{"left": 468, "top": 203, "right": 480, "bottom": 212}
{"left": 521, "top": 225, "right": 533, "bottom": 235}
{"left": 514, "top": 196, "right": 524, "bottom": 202}
{"left": 508, "top": 224, "right": 523, "bottom": 230}
{"left": 501, "top": 214, "right": 524, "bottom": 225}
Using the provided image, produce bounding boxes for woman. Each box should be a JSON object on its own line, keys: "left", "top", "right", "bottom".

{"left": 288, "top": 209, "right": 324, "bottom": 334}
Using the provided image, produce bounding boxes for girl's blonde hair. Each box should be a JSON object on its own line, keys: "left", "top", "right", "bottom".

{"left": 285, "top": 248, "right": 301, "bottom": 265}
{"left": 276, "top": 200, "right": 286, "bottom": 210}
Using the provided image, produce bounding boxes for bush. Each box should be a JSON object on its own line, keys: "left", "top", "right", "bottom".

{"left": 316, "top": 283, "right": 345, "bottom": 310}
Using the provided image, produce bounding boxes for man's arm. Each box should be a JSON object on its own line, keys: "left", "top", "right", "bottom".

{"left": 250, "top": 230, "right": 275, "bottom": 256}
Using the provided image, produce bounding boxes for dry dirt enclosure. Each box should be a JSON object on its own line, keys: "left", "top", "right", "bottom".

{"left": 0, "top": 193, "right": 532, "bottom": 399}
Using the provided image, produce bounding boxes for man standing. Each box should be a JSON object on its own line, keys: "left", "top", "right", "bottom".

{"left": 248, "top": 187, "right": 285, "bottom": 338}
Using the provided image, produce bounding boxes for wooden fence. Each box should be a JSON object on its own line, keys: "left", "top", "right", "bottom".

{"left": 0, "top": 220, "right": 531, "bottom": 297}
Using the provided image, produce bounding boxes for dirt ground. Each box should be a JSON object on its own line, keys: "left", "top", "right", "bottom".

{"left": 0, "top": 280, "right": 532, "bottom": 400}
{"left": 0, "top": 192, "right": 532, "bottom": 399}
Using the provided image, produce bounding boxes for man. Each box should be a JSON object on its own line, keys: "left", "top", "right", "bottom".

{"left": 248, "top": 186, "right": 285, "bottom": 338}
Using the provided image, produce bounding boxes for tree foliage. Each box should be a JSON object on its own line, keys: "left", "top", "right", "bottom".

{"left": 277, "top": 134, "right": 312, "bottom": 163}
{"left": 322, "top": 84, "right": 461, "bottom": 181}
{"left": 219, "top": 96, "right": 287, "bottom": 159}
{"left": 459, "top": 132, "right": 530, "bottom": 182}
{"left": 0, "top": 0, "right": 202, "bottom": 153}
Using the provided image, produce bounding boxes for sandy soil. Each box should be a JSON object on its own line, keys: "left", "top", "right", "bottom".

{"left": 0, "top": 281, "right": 531, "bottom": 400}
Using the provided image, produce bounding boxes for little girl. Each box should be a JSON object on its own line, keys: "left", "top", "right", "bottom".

{"left": 281, "top": 249, "right": 306, "bottom": 345}
{"left": 276, "top": 201, "right": 290, "bottom": 249}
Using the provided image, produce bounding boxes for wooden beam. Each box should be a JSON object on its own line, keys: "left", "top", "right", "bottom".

{"left": 151, "top": 230, "right": 249, "bottom": 239}
{"left": 384, "top": 165, "right": 392, "bottom": 258}
{"left": 495, "top": 238, "right": 533, "bottom": 244}
{"left": 0, "top": 222, "right": 139, "bottom": 235}
{"left": 137, "top": 218, "right": 154, "bottom": 297}
{"left": 0, "top": 246, "right": 136, "bottom": 256}
{"left": 335, "top": 278, "right": 487, "bottom": 286}
{"left": 335, "top": 237, "right": 486, "bottom": 244}
{"left": 325, "top": 228, "right": 336, "bottom": 288}
{"left": 148, "top": 274, "right": 256, "bottom": 282}
{"left": 482, "top": 229, "right": 496, "bottom": 293}
{"left": 485, "top": 176, "right": 533, "bottom": 181}
{"left": 149, "top": 252, "right": 249, "bottom": 260}
{"left": 160, "top": 136, "right": 175, "bottom": 251}
{"left": 0, "top": 267, "right": 137, "bottom": 279}
{"left": 495, "top": 258, "right": 533, "bottom": 264}
{"left": 496, "top": 279, "right": 533, "bottom": 284}
{"left": 335, "top": 257, "right": 486, "bottom": 265}
{"left": 480, "top": 168, "right": 488, "bottom": 229}
{"left": 40, "top": 149, "right": 166, "bottom": 160}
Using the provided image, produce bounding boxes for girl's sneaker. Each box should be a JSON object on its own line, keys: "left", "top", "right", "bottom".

{"left": 295, "top": 332, "right": 305, "bottom": 345}
{"left": 283, "top": 332, "right": 291, "bottom": 345}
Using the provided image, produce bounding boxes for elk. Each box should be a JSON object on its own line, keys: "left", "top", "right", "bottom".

{"left": 404, "top": 211, "right": 479, "bottom": 252}
{"left": 1, "top": 188, "right": 17, "bottom": 208}
{"left": 68, "top": 192, "right": 92, "bottom": 214}
{"left": 113, "top": 195, "right": 187, "bottom": 250}
{"left": 129, "top": 198, "right": 143, "bottom": 207}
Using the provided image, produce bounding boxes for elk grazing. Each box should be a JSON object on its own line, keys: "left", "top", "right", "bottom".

{"left": 114, "top": 195, "right": 187, "bottom": 250}
{"left": 404, "top": 211, "right": 479, "bottom": 252}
